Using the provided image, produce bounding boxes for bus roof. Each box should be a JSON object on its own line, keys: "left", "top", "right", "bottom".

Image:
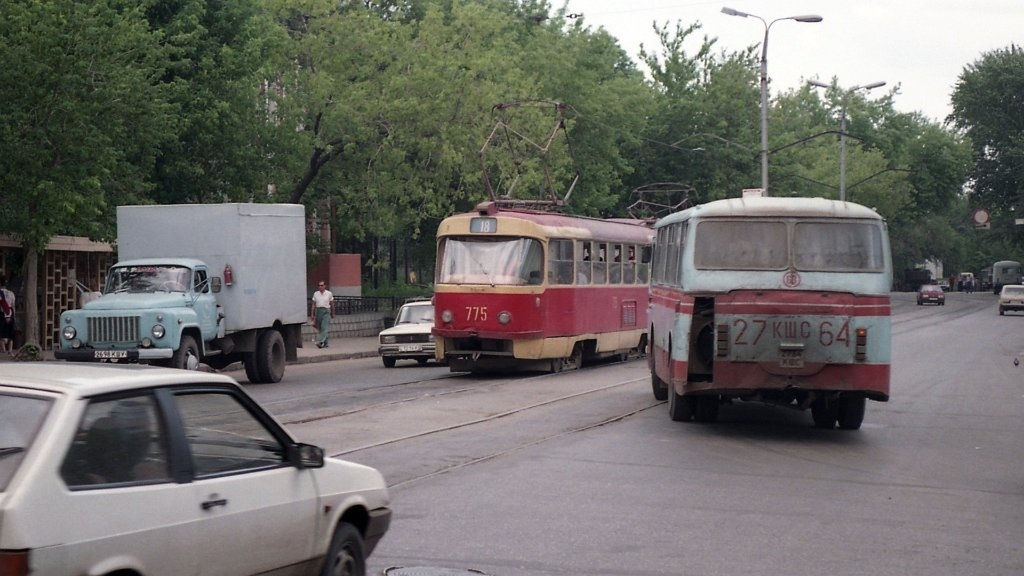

{"left": 654, "top": 196, "right": 884, "bottom": 228}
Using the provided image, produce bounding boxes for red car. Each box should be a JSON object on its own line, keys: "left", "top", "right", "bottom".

{"left": 917, "top": 284, "right": 945, "bottom": 305}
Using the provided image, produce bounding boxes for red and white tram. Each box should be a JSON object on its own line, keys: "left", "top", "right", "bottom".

{"left": 433, "top": 201, "right": 653, "bottom": 373}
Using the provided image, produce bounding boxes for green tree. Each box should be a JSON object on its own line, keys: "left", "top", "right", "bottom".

{"left": 951, "top": 45, "right": 1024, "bottom": 256}
{"left": 0, "top": 0, "right": 175, "bottom": 345}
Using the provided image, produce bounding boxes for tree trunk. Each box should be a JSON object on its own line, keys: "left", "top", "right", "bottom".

{"left": 23, "top": 244, "right": 40, "bottom": 346}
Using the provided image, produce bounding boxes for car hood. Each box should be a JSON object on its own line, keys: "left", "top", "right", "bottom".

{"left": 379, "top": 323, "right": 433, "bottom": 337}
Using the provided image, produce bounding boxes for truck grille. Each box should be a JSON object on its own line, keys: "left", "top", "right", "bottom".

{"left": 88, "top": 316, "right": 140, "bottom": 343}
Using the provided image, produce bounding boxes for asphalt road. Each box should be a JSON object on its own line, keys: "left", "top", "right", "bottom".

{"left": 250, "top": 290, "right": 1024, "bottom": 576}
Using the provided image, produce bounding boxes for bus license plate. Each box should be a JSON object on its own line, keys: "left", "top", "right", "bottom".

{"left": 398, "top": 344, "right": 422, "bottom": 353}
{"left": 779, "top": 349, "right": 804, "bottom": 368}
{"left": 94, "top": 350, "right": 129, "bottom": 359}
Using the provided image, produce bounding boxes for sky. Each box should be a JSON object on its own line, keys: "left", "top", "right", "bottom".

{"left": 560, "top": 0, "right": 1024, "bottom": 123}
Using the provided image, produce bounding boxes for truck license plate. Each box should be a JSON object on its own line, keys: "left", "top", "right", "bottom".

{"left": 398, "top": 344, "right": 422, "bottom": 352}
{"left": 94, "top": 350, "right": 129, "bottom": 359}
{"left": 779, "top": 349, "right": 804, "bottom": 368}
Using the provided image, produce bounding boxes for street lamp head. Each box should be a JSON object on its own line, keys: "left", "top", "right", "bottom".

{"left": 808, "top": 80, "right": 830, "bottom": 89}
{"left": 793, "top": 15, "right": 823, "bottom": 22}
{"left": 859, "top": 81, "right": 887, "bottom": 91}
{"left": 721, "top": 7, "right": 748, "bottom": 17}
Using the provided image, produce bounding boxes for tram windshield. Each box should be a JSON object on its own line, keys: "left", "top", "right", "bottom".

{"left": 438, "top": 237, "right": 544, "bottom": 285}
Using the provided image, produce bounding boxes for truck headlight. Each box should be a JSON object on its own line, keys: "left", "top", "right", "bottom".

{"left": 152, "top": 324, "right": 166, "bottom": 339}
{"left": 62, "top": 326, "right": 77, "bottom": 340}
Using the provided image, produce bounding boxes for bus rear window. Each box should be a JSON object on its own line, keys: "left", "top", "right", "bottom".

{"left": 793, "top": 222, "right": 885, "bottom": 271}
{"left": 694, "top": 221, "right": 788, "bottom": 270}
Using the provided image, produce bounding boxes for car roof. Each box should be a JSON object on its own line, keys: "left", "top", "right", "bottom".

{"left": 0, "top": 363, "right": 239, "bottom": 398}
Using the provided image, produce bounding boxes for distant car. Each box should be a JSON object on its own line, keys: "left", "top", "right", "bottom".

{"left": 0, "top": 363, "right": 391, "bottom": 576}
{"left": 917, "top": 284, "right": 945, "bottom": 305}
{"left": 998, "top": 284, "right": 1024, "bottom": 315}
{"left": 378, "top": 298, "right": 437, "bottom": 368}
{"left": 937, "top": 279, "right": 951, "bottom": 292}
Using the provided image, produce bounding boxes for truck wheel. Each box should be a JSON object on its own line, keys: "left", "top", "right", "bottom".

{"left": 256, "top": 330, "right": 286, "bottom": 383}
{"left": 170, "top": 335, "right": 200, "bottom": 371}
{"left": 243, "top": 353, "right": 261, "bottom": 384}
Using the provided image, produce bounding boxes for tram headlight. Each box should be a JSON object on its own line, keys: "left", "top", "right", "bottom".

{"left": 497, "top": 310, "right": 512, "bottom": 325}
{"left": 441, "top": 309, "right": 454, "bottom": 323}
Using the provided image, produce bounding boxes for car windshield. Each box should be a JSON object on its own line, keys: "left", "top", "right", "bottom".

{"left": 921, "top": 285, "right": 940, "bottom": 291}
{"left": 0, "top": 392, "right": 53, "bottom": 490}
{"left": 1002, "top": 286, "right": 1024, "bottom": 297}
{"left": 395, "top": 304, "right": 434, "bottom": 325}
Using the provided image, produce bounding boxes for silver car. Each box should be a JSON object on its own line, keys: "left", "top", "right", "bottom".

{"left": 998, "top": 284, "right": 1024, "bottom": 315}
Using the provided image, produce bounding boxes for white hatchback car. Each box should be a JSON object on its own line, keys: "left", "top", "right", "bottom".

{"left": 998, "top": 284, "right": 1024, "bottom": 315}
{"left": 0, "top": 363, "right": 391, "bottom": 576}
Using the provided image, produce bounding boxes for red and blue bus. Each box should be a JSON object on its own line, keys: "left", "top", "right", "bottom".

{"left": 433, "top": 201, "right": 653, "bottom": 373}
{"left": 648, "top": 196, "right": 892, "bottom": 429}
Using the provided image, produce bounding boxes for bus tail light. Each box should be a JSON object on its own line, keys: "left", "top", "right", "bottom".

{"left": 716, "top": 323, "right": 729, "bottom": 356}
{"left": 0, "top": 550, "right": 30, "bottom": 576}
{"left": 855, "top": 327, "right": 868, "bottom": 361}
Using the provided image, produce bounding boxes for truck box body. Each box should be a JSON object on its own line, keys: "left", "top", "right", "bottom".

{"left": 117, "top": 203, "right": 307, "bottom": 332}
{"left": 56, "top": 203, "right": 307, "bottom": 383}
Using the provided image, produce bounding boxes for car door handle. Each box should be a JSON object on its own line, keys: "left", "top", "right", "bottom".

{"left": 201, "top": 498, "right": 228, "bottom": 511}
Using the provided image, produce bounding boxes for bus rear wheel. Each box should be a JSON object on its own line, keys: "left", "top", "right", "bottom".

{"left": 668, "top": 387, "right": 695, "bottom": 421}
{"left": 836, "top": 394, "right": 866, "bottom": 430}
{"left": 811, "top": 398, "right": 838, "bottom": 429}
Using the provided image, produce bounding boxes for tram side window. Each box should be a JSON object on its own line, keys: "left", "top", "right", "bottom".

{"left": 577, "top": 241, "right": 593, "bottom": 284}
{"left": 548, "top": 239, "right": 574, "bottom": 285}
{"left": 609, "top": 244, "right": 623, "bottom": 283}
{"left": 622, "top": 245, "right": 636, "bottom": 284}
{"left": 593, "top": 243, "right": 608, "bottom": 284}
{"left": 637, "top": 245, "right": 652, "bottom": 284}
{"left": 694, "top": 221, "right": 786, "bottom": 270}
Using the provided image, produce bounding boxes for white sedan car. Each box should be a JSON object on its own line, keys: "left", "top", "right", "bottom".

{"left": 0, "top": 363, "right": 390, "bottom": 576}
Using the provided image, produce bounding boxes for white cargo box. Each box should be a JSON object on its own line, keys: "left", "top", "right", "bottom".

{"left": 117, "top": 203, "right": 308, "bottom": 333}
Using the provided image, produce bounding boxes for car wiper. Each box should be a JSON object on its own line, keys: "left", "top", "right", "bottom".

{"left": 0, "top": 446, "right": 25, "bottom": 458}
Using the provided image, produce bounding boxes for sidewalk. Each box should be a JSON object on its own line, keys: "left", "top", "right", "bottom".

{"left": 3, "top": 336, "right": 382, "bottom": 365}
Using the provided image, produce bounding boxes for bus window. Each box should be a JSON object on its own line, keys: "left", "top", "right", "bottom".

{"left": 694, "top": 221, "right": 786, "bottom": 270}
{"left": 548, "top": 239, "right": 574, "bottom": 285}
{"left": 438, "top": 236, "right": 543, "bottom": 285}
{"left": 794, "top": 222, "right": 885, "bottom": 271}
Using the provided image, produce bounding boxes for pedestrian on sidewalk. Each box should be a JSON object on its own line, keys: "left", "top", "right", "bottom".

{"left": 0, "top": 277, "right": 15, "bottom": 356}
{"left": 309, "top": 281, "right": 334, "bottom": 348}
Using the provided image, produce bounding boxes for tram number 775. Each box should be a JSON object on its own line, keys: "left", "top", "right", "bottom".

{"left": 732, "top": 317, "right": 852, "bottom": 347}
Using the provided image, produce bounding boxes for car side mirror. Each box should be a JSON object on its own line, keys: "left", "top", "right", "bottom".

{"left": 292, "top": 443, "right": 325, "bottom": 469}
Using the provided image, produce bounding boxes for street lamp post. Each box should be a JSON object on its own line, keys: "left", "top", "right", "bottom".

{"left": 722, "top": 7, "right": 822, "bottom": 196}
{"left": 808, "top": 79, "right": 886, "bottom": 201}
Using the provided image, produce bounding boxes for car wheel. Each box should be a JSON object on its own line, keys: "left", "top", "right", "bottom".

{"left": 1000, "top": 307, "right": 1005, "bottom": 316}
{"left": 321, "top": 522, "right": 366, "bottom": 576}
{"left": 417, "top": 357, "right": 428, "bottom": 365}
{"left": 382, "top": 356, "right": 396, "bottom": 368}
